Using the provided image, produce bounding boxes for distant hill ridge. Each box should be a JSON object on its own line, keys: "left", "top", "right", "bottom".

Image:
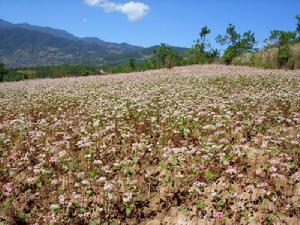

{"left": 0, "top": 19, "right": 188, "bottom": 67}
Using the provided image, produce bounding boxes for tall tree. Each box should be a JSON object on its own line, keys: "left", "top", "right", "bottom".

{"left": 0, "top": 62, "right": 8, "bottom": 82}
{"left": 277, "top": 32, "right": 295, "bottom": 69}
{"left": 198, "top": 26, "right": 211, "bottom": 50}
{"left": 128, "top": 58, "right": 136, "bottom": 71}
{"left": 216, "top": 24, "right": 256, "bottom": 64}
{"left": 296, "top": 15, "right": 300, "bottom": 38}
{"left": 152, "top": 43, "right": 181, "bottom": 69}
{"left": 188, "top": 26, "right": 219, "bottom": 64}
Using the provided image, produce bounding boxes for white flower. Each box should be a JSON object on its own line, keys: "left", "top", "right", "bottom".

{"left": 93, "top": 120, "right": 100, "bottom": 127}
{"left": 50, "top": 204, "right": 60, "bottom": 211}
{"left": 104, "top": 183, "right": 114, "bottom": 191}
{"left": 84, "top": 154, "right": 92, "bottom": 159}
{"left": 123, "top": 192, "right": 133, "bottom": 203}
{"left": 93, "top": 160, "right": 102, "bottom": 165}
{"left": 150, "top": 117, "right": 156, "bottom": 123}
{"left": 58, "top": 150, "right": 67, "bottom": 158}
{"left": 82, "top": 179, "right": 90, "bottom": 186}
{"left": 98, "top": 176, "right": 106, "bottom": 182}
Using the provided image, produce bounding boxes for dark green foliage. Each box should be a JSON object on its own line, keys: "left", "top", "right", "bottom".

{"left": 152, "top": 43, "right": 182, "bottom": 69}
{"left": 0, "top": 62, "right": 8, "bottom": 82}
{"left": 263, "top": 30, "right": 296, "bottom": 69}
{"left": 216, "top": 24, "right": 256, "bottom": 64}
{"left": 277, "top": 32, "right": 295, "bottom": 69}
{"left": 128, "top": 58, "right": 136, "bottom": 71}
{"left": 3, "top": 65, "right": 102, "bottom": 82}
{"left": 3, "top": 45, "right": 185, "bottom": 81}
{"left": 223, "top": 46, "right": 238, "bottom": 65}
{"left": 264, "top": 30, "right": 282, "bottom": 48}
{"left": 110, "top": 44, "right": 184, "bottom": 73}
{"left": 264, "top": 30, "right": 296, "bottom": 49}
{"left": 187, "top": 26, "right": 219, "bottom": 64}
{"left": 296, "top": 15, "right": 300, "bottom": 39}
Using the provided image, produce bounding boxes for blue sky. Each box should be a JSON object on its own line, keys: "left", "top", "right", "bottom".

{"left": 0, "top": 0, "right": 299, "bottom": 48}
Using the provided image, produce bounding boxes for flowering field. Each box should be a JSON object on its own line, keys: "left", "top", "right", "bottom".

{"left": 0, "top": 65, "right": 300, "bottom": 224}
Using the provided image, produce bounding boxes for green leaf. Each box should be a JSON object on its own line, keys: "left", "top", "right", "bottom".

{"left": 89, "top": 220, "right": 99, "bottom": 225}
{"left": 172, "top": 159, "right": 178, "bottom": 166}
{"left": 89, "top": 171, "right": 98, "bottom": 178}
{"left": 204, "top": 171, "right": 215, "bottom": 181}
{"left": 133, "top": 156, "right": 139, "bottom": 164}
{"left": 217, "top": 199, "right": 225, "bottom": 208}
{"left": 196, "top": 201, "right": 205, "bottom": 209}
{"left": 4, "top": 197, "right": 12, "bottom": 205}
{"left": 160, "top": 161, "right": 167, "bottom": 169}
{"left": 19, "top": 212, "right": 28, "bottom": 220}
{"left": 36, "top": 180, "right": 43, "bottom": 189}
{"left": 192, "top": 168, "right": 198, "bottom": 174}
{"left": 127, "top": 167, "right": 135, "bottom": 176}
{"left": 79, "top": 207, "right": 85, "bottom": 214}
{"left": 126, "top": 208, "right": 131, "bottom": 216}
{"left": 183, "top": 128, "right": 189, "bottom": 138}
{"left": 180, "top": 207, "right": 189, "bottom": 214}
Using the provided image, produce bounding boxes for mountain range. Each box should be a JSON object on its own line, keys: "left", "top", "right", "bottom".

{"left": 0, "top": 19, "right": 187, "bottom": 67}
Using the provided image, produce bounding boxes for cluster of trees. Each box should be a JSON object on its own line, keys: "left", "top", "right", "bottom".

{"left": 110, "top": 44, "right": 184, "bottom": 74}
{"left": 263, "top": 17, "right": 300, "bottom": 69}
{"left": 1, "top": 65, "right": 103, "bottom": 82}
{"left": 148, "top": 14, "right": 299, "bottom": 69}
{"left": 216, "top": 25, "right": 256, "bottom": 64}
{"left": 1, "top": 15, "right": 300, "bottom": 82}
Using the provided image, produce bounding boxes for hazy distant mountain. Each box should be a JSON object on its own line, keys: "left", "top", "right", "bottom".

{"left": 0, "top": 19, "right": 188, "bottom": 67}
{"left": 0, "top": 19, "right": 79, "bottom": 41}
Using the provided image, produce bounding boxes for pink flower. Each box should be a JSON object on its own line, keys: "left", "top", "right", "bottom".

{"left": 226, "top": 166, "right": 237, "bottom": 174}
{"left": 49, "top": 156, "right": 59, "bottom": 163}
{"left": 291, "top": 171, "right": 300, "bottom": 182}
{"left": 213, "top": 211, "right": 224, "bottom": 219}
{"left": 259, "top": 182, "right": 269, "bottom": 188}
{"left": 3, "top": 183, "right": 13, "bottom": 196}
{"left": 59, "top": 195, "right": 65, "bottom": 204}
{"left": 43, "top": 213, "right": 55, "bottom": 222}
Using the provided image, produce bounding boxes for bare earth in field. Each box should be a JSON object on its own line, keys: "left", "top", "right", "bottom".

{"left": 0, "top": 65, "right": 300, "bottom": 224}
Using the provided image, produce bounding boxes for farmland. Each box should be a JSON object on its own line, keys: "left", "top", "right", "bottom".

{"left": 0, "top": 65, "right": 300, "bottom": 224}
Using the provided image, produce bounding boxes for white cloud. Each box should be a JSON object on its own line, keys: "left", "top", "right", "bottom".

{"left": 84, "top": 0, "right": 150, "bottom": 22}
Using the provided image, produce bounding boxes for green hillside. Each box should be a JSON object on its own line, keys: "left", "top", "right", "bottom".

{"left": 0, "top": 19, "right": 188, "bottom": 68}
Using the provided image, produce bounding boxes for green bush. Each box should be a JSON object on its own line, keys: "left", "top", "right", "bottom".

{"left": 277, "top": 32, "right": 295, "bottom": 69}
{"left": 278, "top": 46, "right": 294, "bottom": 69}
{"left": 152, "top": 44, "right": 182, "bottom": 69}
{"left": 223, "top": 46, "right": 238, "bottom": 65}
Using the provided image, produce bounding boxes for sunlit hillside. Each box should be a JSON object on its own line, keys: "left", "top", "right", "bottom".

{"left": 233, "top": 42, "right": 300, "bottom": 69}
